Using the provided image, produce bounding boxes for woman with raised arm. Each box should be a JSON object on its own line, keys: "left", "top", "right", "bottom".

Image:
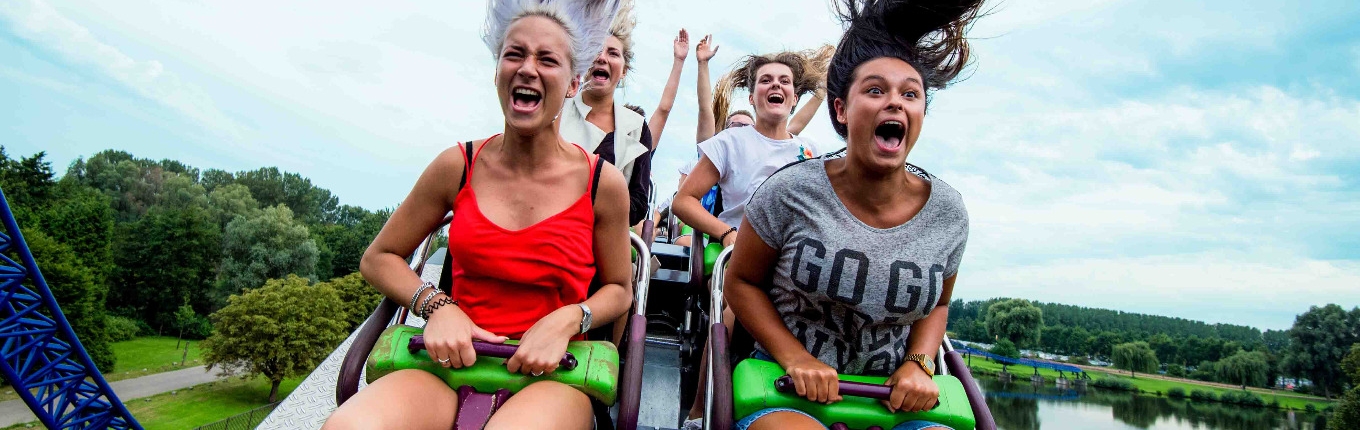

{"left": 724, "top": 0, "right": 984, "bottom": 428}
{"left": 558, "top": 0, "right": 688, "bottom": 227}
{"left": 323, "top": 1, "right": 632, "bottom": 429}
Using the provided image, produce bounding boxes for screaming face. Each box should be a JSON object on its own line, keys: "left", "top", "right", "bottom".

{"left": 748, "top": 63, "right": 797, "bottom": 124}
{"left": 834, "top": 57, "right": 925, "bottom": 172}
{"left": 495, "top": 16, "right": 577, "bottom": 134}
{"left": 584, "top": 35, "right": 627, "bottom": 94}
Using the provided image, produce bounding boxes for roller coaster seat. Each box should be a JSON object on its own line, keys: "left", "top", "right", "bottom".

{"left": 731, "top": 359, "right": 975, "bottom": 430}
{"left": 366, "top": 325, "right": 621, "bottom": 405}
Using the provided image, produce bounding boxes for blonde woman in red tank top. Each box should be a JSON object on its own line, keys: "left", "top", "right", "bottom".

{"left": 323, "top": 2, "right": 632, "bottom": 429}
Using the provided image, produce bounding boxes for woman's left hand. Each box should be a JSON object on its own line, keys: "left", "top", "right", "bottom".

{"left": 505, "top": 306, "right": 580, "bottom": 376}
{"left": 883, "top": 361, "right": 939, "bottom": 413}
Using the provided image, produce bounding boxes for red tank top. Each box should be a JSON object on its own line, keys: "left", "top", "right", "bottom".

{"left": 447, "top": 137, "right": 598, "bottom": 339}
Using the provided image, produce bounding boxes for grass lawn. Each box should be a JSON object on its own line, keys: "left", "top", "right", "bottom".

{"left": 965, "top": 357, "right": 1335, "bottom": 410}
{"left": 2, "top": 375, "right": 304, "bottom": 430}
{"left": 107, "top": 336, "right": 205, "bottom": 381}
{"left": 0, "top": 336, "right": 204, "bottom": 403}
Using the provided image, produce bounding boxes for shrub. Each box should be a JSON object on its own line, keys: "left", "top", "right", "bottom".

{"left": 1092, "top": 378, "right": 1137, "bottom": 391}
{"left": 1167, "top": 387, "right": 1186, "bottom": 399}
{"left": 1190, "top": 389, "right": 1218, "bottom": 402}
{"left": 1304, "top": 403, "right": 1317, "bottom": 413}
{"left": 106, "top": 316, "right": 142, "bottom": 342}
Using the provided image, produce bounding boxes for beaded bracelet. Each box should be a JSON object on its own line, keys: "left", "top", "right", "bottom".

{"left": 408, "top": 282, "right": 433, "bottom": 312}
{"left": 417, "top": 289, "right": 442, "bottom": 319}
{"left": 425, "top": 297, "right": 457, "bottom": 317}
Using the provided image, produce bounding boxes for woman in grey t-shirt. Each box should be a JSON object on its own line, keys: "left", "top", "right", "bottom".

{"left": 724, "top": 0, "right": 985, "bottom": 429}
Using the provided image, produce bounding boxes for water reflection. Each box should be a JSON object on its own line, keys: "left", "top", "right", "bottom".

{"left": 978, "top": 376, "right": 1327, "bottom": 430}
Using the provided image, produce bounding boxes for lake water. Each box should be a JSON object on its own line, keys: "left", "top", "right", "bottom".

{"left": 978, "top": 377, "right": 1330, "bottom": 430}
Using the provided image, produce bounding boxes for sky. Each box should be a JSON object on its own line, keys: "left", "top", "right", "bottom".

{"left": 3, "top": 0, "right": 1359, "bottom": 330}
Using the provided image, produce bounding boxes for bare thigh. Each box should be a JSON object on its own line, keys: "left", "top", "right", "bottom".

{"left": 322, "top": 369, "right": 458, "bottom": 430}
{"left": 485, "top": 380, "right": 594, "bottom": 430}
{"left": 747, "top": 411, "right": 824, "bottom": 430}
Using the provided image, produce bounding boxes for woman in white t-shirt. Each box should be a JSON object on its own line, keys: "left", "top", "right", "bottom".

{"left": 673, "top": 52, "right": 825, "bottom": 249}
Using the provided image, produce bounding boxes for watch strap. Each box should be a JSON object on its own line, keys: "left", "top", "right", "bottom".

{"left": 576, "top": 303, "right": 592, "bottom": 334}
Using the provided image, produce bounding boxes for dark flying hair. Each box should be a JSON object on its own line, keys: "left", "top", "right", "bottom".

{"left": 826, "top": 0, "right": 984, "bottom": 137}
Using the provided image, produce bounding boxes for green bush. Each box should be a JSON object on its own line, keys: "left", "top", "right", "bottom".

{"left": 1190, "top": 389, "right": 1218, "bottom": 402}
{"left": 1219, "top": 391, "right": 1262, "bottom": 406}
{"left": 1092, "top": 378, "right": 1137, "bottom": 391}
{"left": 1167, "top": 387, "right": 1186, "bottom": 399}
{"left": 106, "top": 316, "right": 142, "bottom": 342}
{"left": 1305, "top": 403, "right": 1317, "bottom": 413}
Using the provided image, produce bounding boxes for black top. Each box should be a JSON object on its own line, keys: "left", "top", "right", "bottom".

{"left": 593, "top": 123, "right": 654, "bottom": 225}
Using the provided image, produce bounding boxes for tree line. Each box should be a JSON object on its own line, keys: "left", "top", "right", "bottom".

{"left": 0, "top": 147, "right": 390, "bottom": 371}
{"left": 951, "top": 298, "right": 1360, "bottom": 400}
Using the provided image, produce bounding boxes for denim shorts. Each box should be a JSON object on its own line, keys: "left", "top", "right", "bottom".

{"left": 735, "top": 351, "right": 952, "bottom": 430}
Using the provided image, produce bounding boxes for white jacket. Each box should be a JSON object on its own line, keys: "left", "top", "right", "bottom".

{"left": 558, "top": 96, "right": 650, "bottom": 184}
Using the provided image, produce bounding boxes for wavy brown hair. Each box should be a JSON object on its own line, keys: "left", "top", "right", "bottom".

{"left": 711, "top": 45, "right": 834, "bottom": 131}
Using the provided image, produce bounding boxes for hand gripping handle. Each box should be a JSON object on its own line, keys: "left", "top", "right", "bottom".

{"left": 407, "top": 335, "right": 579, "bottom": 371}
{"left": 774, "top": 375, "right": 892, "bottom": 399}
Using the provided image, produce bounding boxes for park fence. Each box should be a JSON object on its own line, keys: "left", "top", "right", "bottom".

{"left": 193, "top": 401, "right": 281, "bottom": 430}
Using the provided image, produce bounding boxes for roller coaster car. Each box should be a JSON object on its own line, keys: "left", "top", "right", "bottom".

{"left": 334, "top": 215, "right": 653, "bottom": 430}
{"left": 646, "top": 223, "right": 724, "bottom": 416}
{"left": 699, "top": 248, "right": 998, "bottom": 430}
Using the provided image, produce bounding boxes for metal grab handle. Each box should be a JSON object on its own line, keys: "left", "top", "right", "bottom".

{"left": 407, "top": 336, "right": 579, "bottom": 371}
{"left": 774, "top": 376, "right": 895, "bottom": 399}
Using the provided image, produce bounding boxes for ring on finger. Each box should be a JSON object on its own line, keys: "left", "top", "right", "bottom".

{"left": 437, "top": 358, "right": 450, "bottom": 364}
{"left": 531, "top": 370, "right": 544, "bottom": 377}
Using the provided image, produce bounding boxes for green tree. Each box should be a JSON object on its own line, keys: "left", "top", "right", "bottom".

{"left": 111, "top": 200, "right": 221, "bottom": 325}
{"left": 1112, "top": 341, "right": 1158, "bottom": 378}
{"left": 1281, "top": 304, "right": 1360, "bottom": 397}
{"left": 1345, "top": 343, "right": 1360, "bottom": 385}
{"left": 214, "top": 205, "right": 318, "bottom": 308}
{"left": 65, "top": 150, "right": 195, "bottom": 221}
{"left": 991, "top": 339, "right": 1020, "bottom": 359}
{"left": 233, "top": 167, "right": 339, "bottom": 225}
{"left": 1166, "top": 362, "right": 1187, "bottom": 378}
{"left": 201, "top": 275, "right": 347, "bottom": 402}
{"left": 986, "top": 299, "right": 1044, "bottom": 349}
{"left": 1091, "top": 331, "right": 1125, "bottom": 361}
{"left": 25, "top": 228, "right": 115, "bottom": 371}
{"left": 207, "top": 183, "right": 259, "bottom": 228}
{"left": 1331, "top": 387, "right": 1360, "bottom": 430}
{"left": 322, "top": 272, "right": 384, "bottom": 331}
{"left": 1216, "top": 349, "right": 1270, "bottom": 389}
{"left": 0, "top": 147, "right": 57, "bottom": 223}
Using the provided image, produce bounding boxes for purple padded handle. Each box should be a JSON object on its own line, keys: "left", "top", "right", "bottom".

{"left": 407, "top": 336, "right": 578, "bottom": 371}
{"left": 774, "top": 376, "right": 893, "bottom": 399}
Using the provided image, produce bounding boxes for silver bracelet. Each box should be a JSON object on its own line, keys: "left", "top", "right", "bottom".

{"left": 408, "top": 282, "right": 433, "bottom": 312}
{"left": 418, "top": 288, "right": 444, "bottom": 319}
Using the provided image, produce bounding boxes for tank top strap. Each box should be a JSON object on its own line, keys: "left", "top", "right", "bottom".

{"left": 569, "top": 143, "right": 603, "bottom": 203}
{"left": 466, "top": 134, "right": 500, "bottom": 181}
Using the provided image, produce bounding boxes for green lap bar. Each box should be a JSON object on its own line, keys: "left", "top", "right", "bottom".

{"left": 733, "top": 359, "right": 976, "bottom": 430}
{"left": 366, "top": 325, "right": 621, "bottom": 405}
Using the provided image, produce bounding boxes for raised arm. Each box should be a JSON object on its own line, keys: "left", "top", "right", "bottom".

{"left": 695, "top": 34, "right": 720, "bottom": 143}
{"left": 788, "top": 85, "right": 825, "bottom": 136}
{"left": 649, "top": 29, "right": 688, "bottom": 146}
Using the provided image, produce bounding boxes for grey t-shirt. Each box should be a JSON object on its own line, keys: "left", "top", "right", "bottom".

{"left": 745, "top": 152, "right": 969, "bottom": 375}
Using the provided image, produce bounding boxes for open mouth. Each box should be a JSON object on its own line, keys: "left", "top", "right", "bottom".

{"left": 874, "top": 120, "right": 906, "bottom": 151}
{"left": 589, "top": 67, "right": 611, "bottom": 85}
{"left": 766, "top": 93, "right": 785, "bottom": 107}
{"left": 511, "top": 87, "right": 542, "bottom": 113}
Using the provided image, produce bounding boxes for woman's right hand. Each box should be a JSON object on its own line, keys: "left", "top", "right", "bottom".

{"left": 696, "top": 34, "right": 719, "bottom": 63}
{"left": 782, "top": 354, "right": 843, "bottom": 404}
{"left": 422, "top": 296, "right": 508, "bottom": 368}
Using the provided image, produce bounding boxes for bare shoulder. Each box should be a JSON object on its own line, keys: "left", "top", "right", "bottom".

{"left": 593, "top": 160, "right": 628, "bottom": 212}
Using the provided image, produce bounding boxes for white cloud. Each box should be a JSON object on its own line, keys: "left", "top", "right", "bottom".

{"left": 0, "top": 0, "right": 242, "bottom": 137}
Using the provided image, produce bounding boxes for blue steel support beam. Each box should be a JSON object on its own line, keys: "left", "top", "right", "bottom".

{"left": 0, "top": 189, "right": 141, "bottom": 429}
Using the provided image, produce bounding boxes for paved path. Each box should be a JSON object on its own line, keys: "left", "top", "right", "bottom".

{"left": 0, "top": 365, "right": 229, "bottom": 427}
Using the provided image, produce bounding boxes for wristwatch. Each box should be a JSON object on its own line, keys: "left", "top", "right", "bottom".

{"left": 906, "top": 354, "right": 935, "bottom": 375}
{"left": 577, "top": 303, "right": 593, "bottom": 335}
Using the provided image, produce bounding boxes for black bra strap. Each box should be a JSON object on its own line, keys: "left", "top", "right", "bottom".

{"left": 590, "top": 157, "right": 604, "bottom": 204}
{"left": 459, "top": 142, "right": 474, "bottom": 191}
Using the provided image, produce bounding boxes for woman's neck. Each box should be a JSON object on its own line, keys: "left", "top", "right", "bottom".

{"left": 500, "top": 126, "right": 565, "bottom": 172}
{"left": 754, "top": 117, "right": 791, "bottom": 140}
{"left": 582, "top": 89, "right": 615, "bottom": 113}
{"left": 829, "top": 156, "right": 911, "bottom": 209}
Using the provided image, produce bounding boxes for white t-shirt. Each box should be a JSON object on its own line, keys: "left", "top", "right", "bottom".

{"left": 679, "top": 158, "right": 698, "bottom": 176}
{"left": 698, "top": 126, "right": 822, "bottom": 228}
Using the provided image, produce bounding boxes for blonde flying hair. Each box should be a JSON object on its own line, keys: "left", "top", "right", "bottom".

{"left": 711, "top": 44, "right": 835, "bottom": 131}
{"left": 482, "top": 0, "right": 622, "bottom": 77}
